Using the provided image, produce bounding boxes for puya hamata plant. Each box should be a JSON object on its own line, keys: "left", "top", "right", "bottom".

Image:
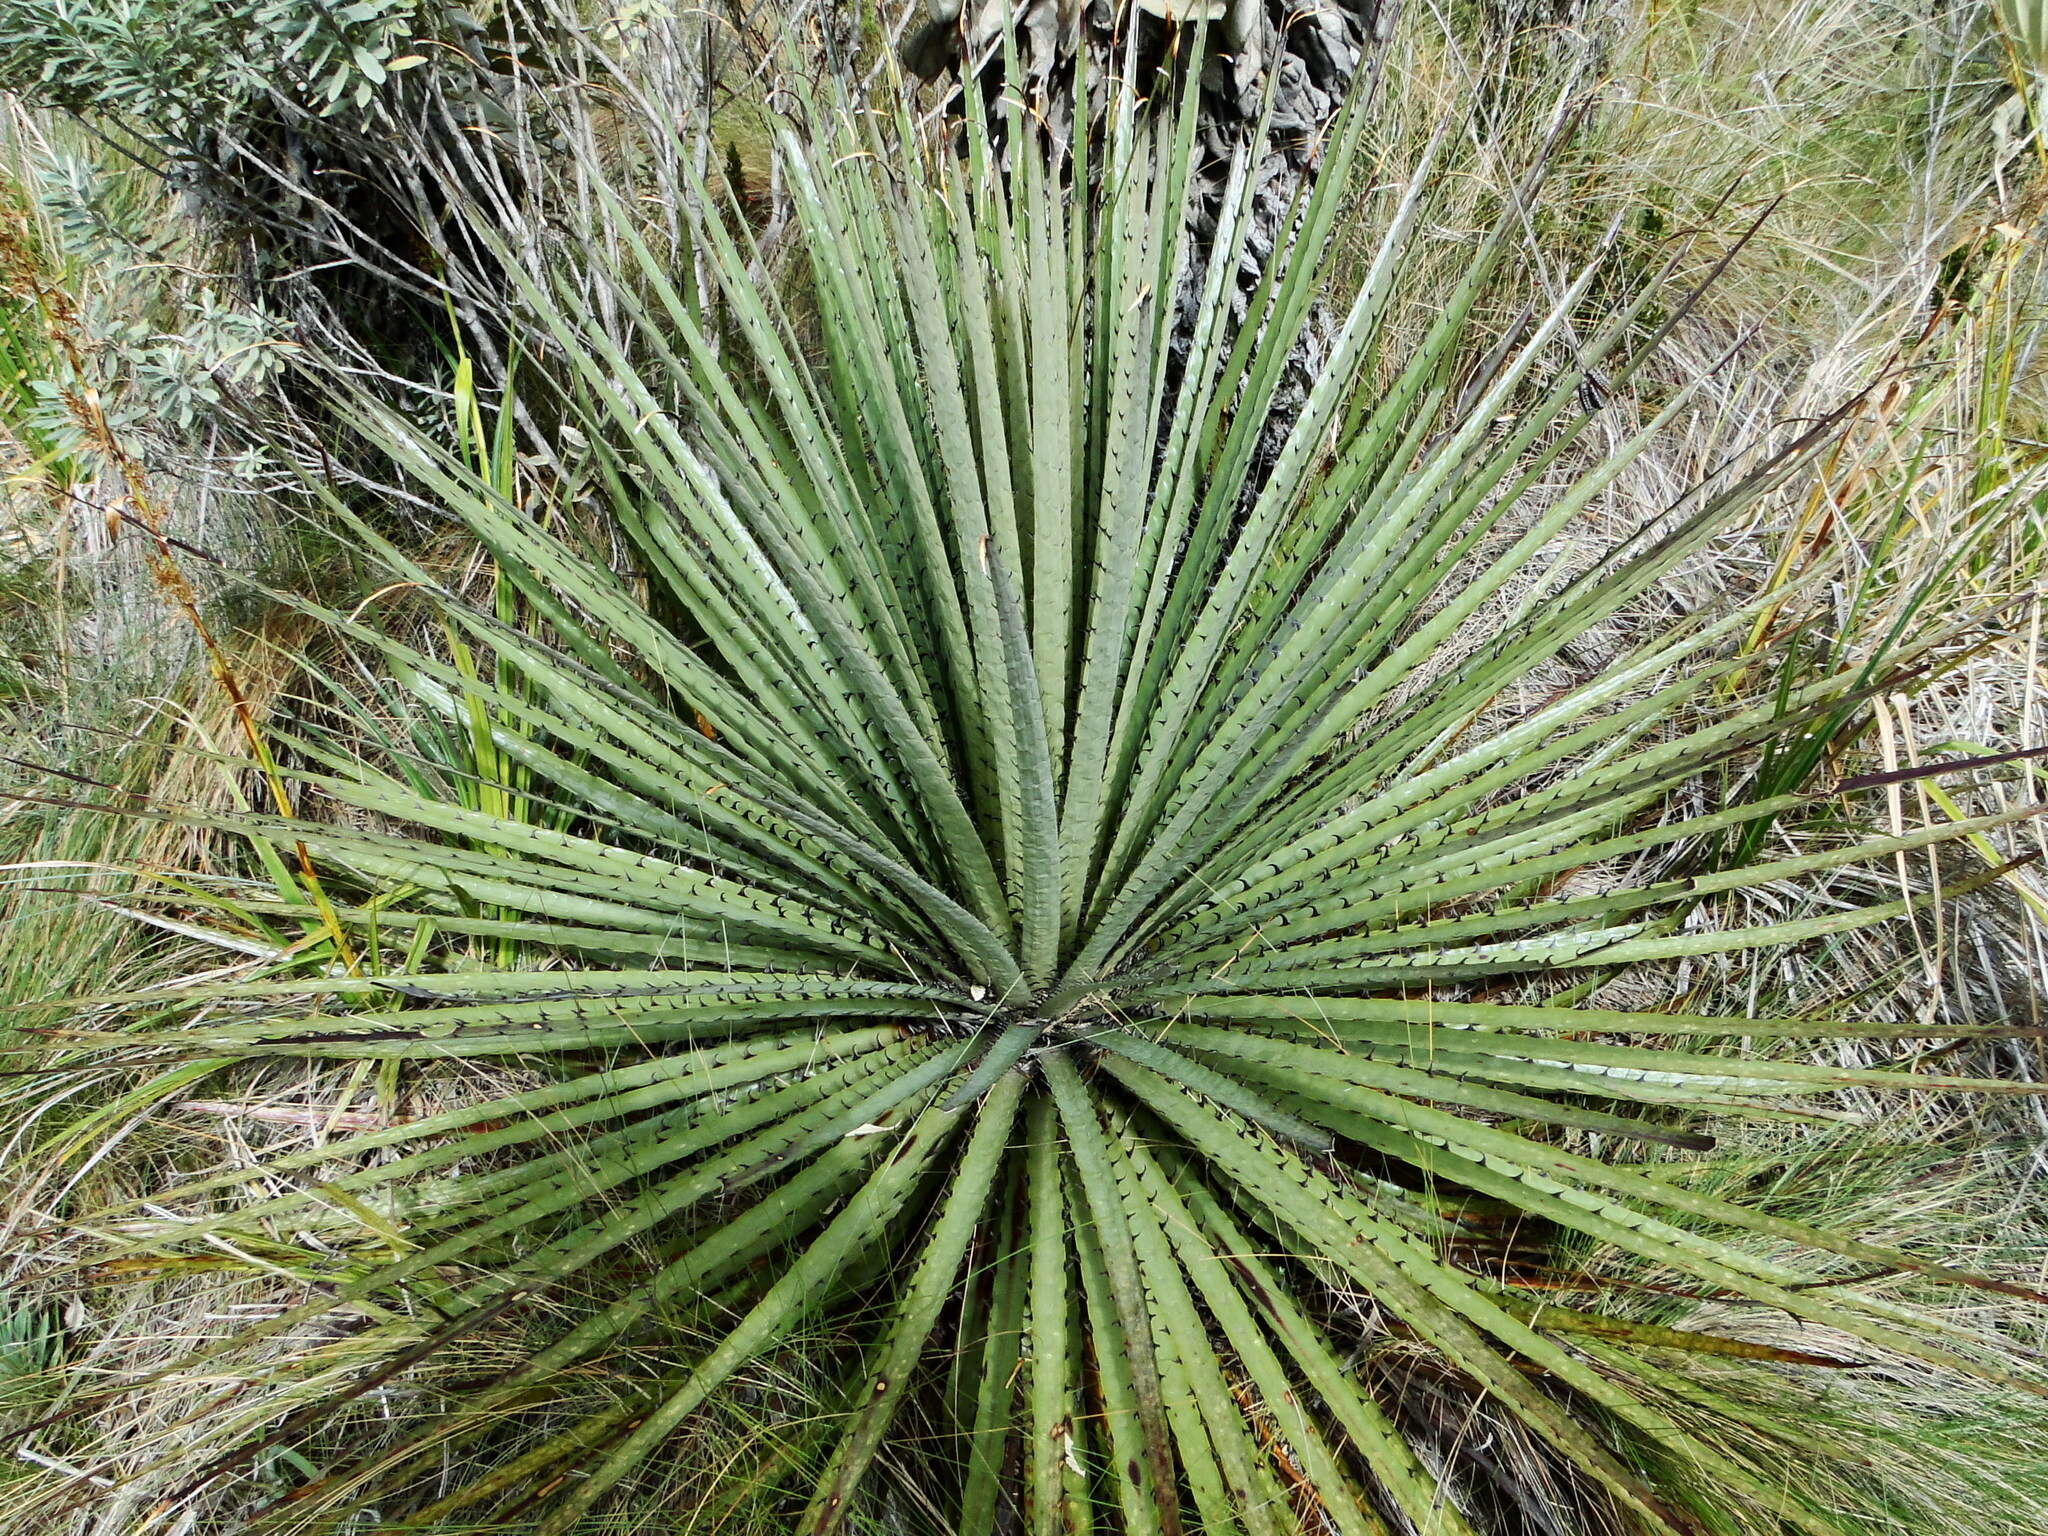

{"left": 25, "top": 36, "right": 2048, "bottom": 1536}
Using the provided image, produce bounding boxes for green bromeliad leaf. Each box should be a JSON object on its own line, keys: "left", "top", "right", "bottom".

{"left": 52, "top": 37, "right": 2048, "bottom": 1536}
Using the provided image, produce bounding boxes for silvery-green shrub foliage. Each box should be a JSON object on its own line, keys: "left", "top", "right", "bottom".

{"left": 0, "top": 0, "right": 423, "bottom": 135}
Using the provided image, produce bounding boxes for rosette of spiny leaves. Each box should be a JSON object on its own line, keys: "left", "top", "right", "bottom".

{"left": 48, "top": 59, "right": 2048, "bottom": 1536}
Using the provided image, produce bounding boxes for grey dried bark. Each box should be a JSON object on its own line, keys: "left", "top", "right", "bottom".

{"left": 900, "top": 0, "right": 1390, "bottom": 431}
